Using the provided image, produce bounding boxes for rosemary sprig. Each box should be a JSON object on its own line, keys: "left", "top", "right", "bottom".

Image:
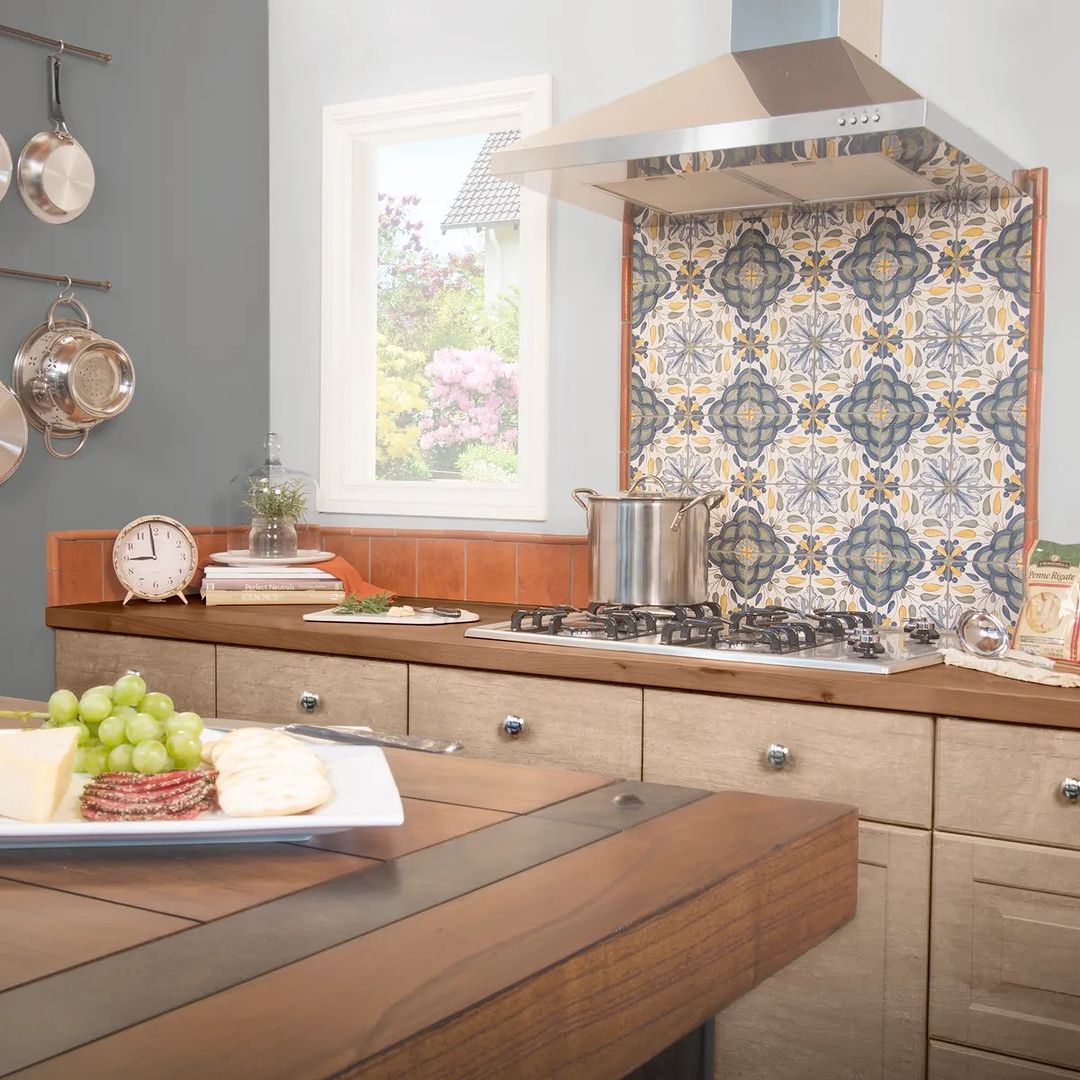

{"left": 243, "top": 477, "right": 308, "bottom": 520}
{"left": 0, "top": 710, "right": 50, "bottom": 726}
{"left": 333, "top": 592, "right": 394, "bottom": 615}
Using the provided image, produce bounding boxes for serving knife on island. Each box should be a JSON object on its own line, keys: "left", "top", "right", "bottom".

{"left": 282, "top": 724, "right": 463, "bottom": 754}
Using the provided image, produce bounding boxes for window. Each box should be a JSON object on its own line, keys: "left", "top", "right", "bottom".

{"left": 320, "top": 76, "right": 551, "bottom": 518}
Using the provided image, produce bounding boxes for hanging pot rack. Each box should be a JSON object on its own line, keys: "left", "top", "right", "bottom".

{"left": 0, "top": 268, "right": 112, "bottom": 292}
{"left": 0, "top": 25, "right": 111, "bottom": 64}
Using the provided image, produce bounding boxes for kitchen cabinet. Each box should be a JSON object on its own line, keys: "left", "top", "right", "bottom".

{"left": 936, "top": 718, "right": 1080, "bottom": 850}
{"left": 713, "top": 823, "right": 929, "bottom": 1080}
{"left": 643, "top": 690, "right": 934, "bottom": 827}
{"left": 930, "top": 832, "right": 1080, "bottom": 1070}
{"left": 216, "top": 646, "right": 407, "bottom": 732}
{"left": 55, "top": 630, "right": 215, "bottom": 718}
{"left": 928, "top": 1042, "right": 1080, "bottom": 1079}
{"left": 408, "top": 665, "right": 642, "bottom": 778}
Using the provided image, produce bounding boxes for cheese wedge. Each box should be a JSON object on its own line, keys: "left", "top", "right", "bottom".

{"left": 0, "top": 727, "right": 79, "bottom": 823}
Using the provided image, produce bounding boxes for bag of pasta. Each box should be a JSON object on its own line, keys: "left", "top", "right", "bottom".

{"left": 1015, "top": 539, "right": 1080, "bottom": 661}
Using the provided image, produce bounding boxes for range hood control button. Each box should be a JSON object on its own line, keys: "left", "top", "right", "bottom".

{"left": 837, "top": 116, "right": 847, "bottom": 126}
{"left": 860, "top": 113, "right": 869, "bottom": 124}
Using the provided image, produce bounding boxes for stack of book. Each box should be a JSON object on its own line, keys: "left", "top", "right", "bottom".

{"left": 201, "top": 566, "right": 345, "bottom": 606}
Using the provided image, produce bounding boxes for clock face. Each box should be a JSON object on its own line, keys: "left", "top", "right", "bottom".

{"left": 112, "top": 516, "right": 198, "bottom": 600}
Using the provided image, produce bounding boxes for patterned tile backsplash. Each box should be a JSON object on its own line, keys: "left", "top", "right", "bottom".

{"left": 629, "top": 137, "right": 1032, "bottom": 627}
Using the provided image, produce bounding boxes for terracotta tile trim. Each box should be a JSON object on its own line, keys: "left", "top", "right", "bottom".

{"left": 619, "top": 203, "right": 634, "bottom": 491}
{"left": 1018, "top": 166, "right": 1047, "bottom": 553}
{"left": 47, "top": 526, "right": 589, "bottom": 609}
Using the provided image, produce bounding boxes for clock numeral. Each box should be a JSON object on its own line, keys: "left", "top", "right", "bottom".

{"left": 126, "top": 542, "right": 133, "bottom": 551}
{"left": 136, "top": 531, "right": 145, "bottom": 541}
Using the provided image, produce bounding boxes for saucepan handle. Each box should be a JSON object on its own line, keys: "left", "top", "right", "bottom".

{"left": 571, "top": 487, "right": 598, "bottom": 513}
{"left": 627, "top": 474, "right": 668, "bottom": 494}
{"left": 670, "top": 489, "right": 726, "bottom": 532}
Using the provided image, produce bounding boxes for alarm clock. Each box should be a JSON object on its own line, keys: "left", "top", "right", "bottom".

{"left": 112, "top": 515, "right": 199, "bottom": 604}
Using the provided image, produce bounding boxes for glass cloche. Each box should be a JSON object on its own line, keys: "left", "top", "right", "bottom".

{"left": 229, "top": 433, "right": 318, "bottom": 559}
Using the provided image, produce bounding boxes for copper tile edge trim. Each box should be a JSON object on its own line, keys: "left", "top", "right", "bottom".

{"left": 1019, "top": 166, "right": 1047, "bottom": 551}
{"left": 619, "top": 204, "right": 634, "bottom": 490}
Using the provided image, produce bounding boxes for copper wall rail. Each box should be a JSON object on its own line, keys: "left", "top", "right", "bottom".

{"left": 0, "top": 24, "right": 111, "bottom": 63}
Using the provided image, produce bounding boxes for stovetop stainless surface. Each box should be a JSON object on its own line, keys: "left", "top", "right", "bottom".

{"left": 465, "top": 604, "right": 949, "bottom": 675}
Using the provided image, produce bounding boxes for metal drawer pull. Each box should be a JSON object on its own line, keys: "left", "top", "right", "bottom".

{"left": 501, "top": 715, "right": 526, "bottom": 738}
{"left": 1062, "top": 778, "right": 1080, "bottom": 801}
{"left": 298, "top": 690, "right": 320, "bottom": 713}
{"left": 764, "top": 743, "right": 791, "bottom": 769}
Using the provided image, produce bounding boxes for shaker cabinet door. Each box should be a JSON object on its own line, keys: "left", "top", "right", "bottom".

{"left": 713, "top": 822, "right": 930, "bottom": 1080}
{"left": 930, "top": 832, "right": 1080, "bottom": 1070}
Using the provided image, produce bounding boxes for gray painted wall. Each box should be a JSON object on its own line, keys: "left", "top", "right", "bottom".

{"left": 0, "top": 0, "right": 269, "bottom": 698}
{"left": 268, "top": 0, "right": 734, "bottom": 537}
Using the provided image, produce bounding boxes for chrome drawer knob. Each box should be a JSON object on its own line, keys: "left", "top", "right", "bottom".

{"left": 501, "top": 715, "right": 526, "bottom": 738}
{"left": 764, "top": 743, "right": 791, "bottom": 769}
{"left": 298, "top": 690, "right": 321, "bottom": 713}
{"left": 1062, "top": 778, "right": 1080, "bottom": 801}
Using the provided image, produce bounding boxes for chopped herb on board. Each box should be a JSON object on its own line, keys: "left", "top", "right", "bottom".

{"left": 333, "top": 592, "right": 394, "bottom": 615}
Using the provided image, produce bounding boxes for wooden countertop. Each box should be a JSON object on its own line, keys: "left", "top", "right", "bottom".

{"left": 0, "top": 702, "right": 856, "bottom": 1078}
{"left": 46, "top": 601, "right": 1080, "bottom": 729}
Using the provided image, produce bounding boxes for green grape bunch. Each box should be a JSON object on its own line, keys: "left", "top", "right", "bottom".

{"left": 41, "top": 674, "right": 205, "bottom": 777}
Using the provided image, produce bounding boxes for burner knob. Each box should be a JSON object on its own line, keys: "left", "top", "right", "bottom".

{"left": 1062, "top": 778, "right": 1080, "bottom": 801}
{"left": 764, "top": 743, "right": 791, "bottom": 769}
{"left": 501, "top": 715, "right": 526, "bottom": 739}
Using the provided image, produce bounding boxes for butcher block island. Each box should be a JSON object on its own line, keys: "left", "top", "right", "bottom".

{"left": 0, "top": 698, "right": 857, "bottom": 1080}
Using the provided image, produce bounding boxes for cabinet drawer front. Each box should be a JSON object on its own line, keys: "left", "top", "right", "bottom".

{"left": 936, "top": 719, "right": 1080, "bottom": 849}
{"left": 408, "top": 665, "right": 642, "bottom": 778}
{"left": 644, "top": 691, "right": 933, "bottom": 827}
{"left": 216, "top": 646, "right": 406, "bottom": 732}
{"left": 716, "top": 823, "right": 930, "bottom": 1080}
{"left": 55, "top": 630, "right": 215, "bottom": 718}
{"left": 930, "top": 833, "right": 1080, "bottom": 1069}
{"left": 929, "top": 1042, "right": 1080, "bottom": 1080}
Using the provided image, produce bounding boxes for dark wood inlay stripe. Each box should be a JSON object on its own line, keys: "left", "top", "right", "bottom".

{"left": 0, "top": 782, "right": 707, "bottom": 1076}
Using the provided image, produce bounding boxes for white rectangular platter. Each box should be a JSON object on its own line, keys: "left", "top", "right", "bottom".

{"left": 303, "top": 608, "right": 480, "bottom": 626}
{"left": 0, "top": 729, "right": 404, "bottom": 848}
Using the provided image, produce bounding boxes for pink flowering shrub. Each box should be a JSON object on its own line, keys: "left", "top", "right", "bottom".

{"left": 419, "top": 347, "right": 519, "bottom": 452}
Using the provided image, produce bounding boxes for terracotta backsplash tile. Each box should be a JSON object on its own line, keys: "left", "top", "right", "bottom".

{"left": 416, "top": 539, "right": 466, "bottom": 601}
{"left": 322, "top": 535, "right": 371, "bottom": 580}
{"left": 56, "top": 541, "right": 104, "bottom": 605}
{"left": 465, "top": 541, "right": 517, "bottom": 604}
{"left": 371, "top": 537, "right": 418, "bottom": 596}
{"left": 570, "top": 544, "right": 592, "bottom": 609}
{"left": 517, "top": 543, "right": 572, "bottom": 607}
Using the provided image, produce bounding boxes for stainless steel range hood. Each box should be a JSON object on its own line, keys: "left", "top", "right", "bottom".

{"left": 492, "top": 14, "right": 1022, "bottom": 217}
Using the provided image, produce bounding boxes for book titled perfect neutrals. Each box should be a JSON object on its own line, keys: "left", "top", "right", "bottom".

{"left": 202, "top": 579, "right": 343, "bottom": 591}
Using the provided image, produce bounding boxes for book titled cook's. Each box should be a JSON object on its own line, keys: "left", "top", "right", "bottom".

{"left": 202, "top": 589, "right": 345, "bottom": 606}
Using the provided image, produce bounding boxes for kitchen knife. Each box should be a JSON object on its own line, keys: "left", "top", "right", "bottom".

{"left": 282, "top": 724, "right": 463, "bottom": 754}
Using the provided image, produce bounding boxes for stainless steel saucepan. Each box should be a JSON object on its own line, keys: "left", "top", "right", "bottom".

{"left": 572, "top": 477, "right": 725, "bottom": 607}
{"left": 18, "top": 51, "right": 95, "bottom": 223}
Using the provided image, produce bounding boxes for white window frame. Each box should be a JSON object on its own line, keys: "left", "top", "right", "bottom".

{"left": 320, "top": 75, "right": 551, "bottom": 519}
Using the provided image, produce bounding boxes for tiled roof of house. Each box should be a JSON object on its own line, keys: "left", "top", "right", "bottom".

{"left": 441, "top": 129, "right": 521, "bottom": 231}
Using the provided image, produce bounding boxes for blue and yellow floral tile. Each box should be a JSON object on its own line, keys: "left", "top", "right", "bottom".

{"left": 629, "top": 137, "right": 1031, "bottom": 626}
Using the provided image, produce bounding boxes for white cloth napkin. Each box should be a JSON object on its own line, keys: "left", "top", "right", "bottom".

{"left": 943, "top": 648, "right": 1080, "bottom": 688}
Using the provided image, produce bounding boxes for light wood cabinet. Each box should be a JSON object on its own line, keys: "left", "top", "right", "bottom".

{"left": 55, "top": 630, "right": 216, "bottom": 718}
{"left": 712, "top": 822, "right": 930, "bottom": 1080}
{"left": 936, "top": 719, "right": 1080, "bottom": 850}
{"left": 216, "top": 646, "right": 407, "bottom": 733}
{"left": 643, "top": 690, "right": 933, "bottom": 827}
{"left": 928, "top": 1041, "right": 1080, "bottom": 1079}
{"left": 930, "top": 832, "right": 1080, "bottom": 1070}
{"left": 408, "top": 665, "right": 642, "bottom": 777}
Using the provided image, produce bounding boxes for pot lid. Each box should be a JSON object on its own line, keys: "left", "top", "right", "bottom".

{"left": 0, "top": 381, "right": 29, "bottom": 484}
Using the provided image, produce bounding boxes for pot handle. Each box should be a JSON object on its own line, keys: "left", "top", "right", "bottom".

{"left": 47, "top": 297, "right": 92, "bottom": 331}
{"left": 571, "top": 487, "right": 599, "bottom": 513}
{"left": 627, "top": 474, "right": 669, "bottom": 494}
{"left": 670, "top": 489, "right": 726, "bottom": 532}
{"left": 43, "top": 425, "right": 89, "bottom": 460}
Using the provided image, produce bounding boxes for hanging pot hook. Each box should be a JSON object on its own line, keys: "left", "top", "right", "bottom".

{"left": 56, "top": 275, "right": 75, "bottom": 303}
{"left": 52, "top": 39, "right": 65, "bottom": 59}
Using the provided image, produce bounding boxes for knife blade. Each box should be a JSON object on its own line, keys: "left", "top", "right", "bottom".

{"left": 282, "top": 724, "right": 464, "bottom": 755}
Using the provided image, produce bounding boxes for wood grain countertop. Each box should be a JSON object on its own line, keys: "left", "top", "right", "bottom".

{"left": 45, "top": 600, "right": 1080, "bottom": 730}
{"left": 0, "top": 702, "right": 856, "bottom": 1079}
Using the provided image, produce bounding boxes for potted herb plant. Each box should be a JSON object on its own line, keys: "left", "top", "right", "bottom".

{"left": 244, "top": 476, "right": 308, "bottom": 559}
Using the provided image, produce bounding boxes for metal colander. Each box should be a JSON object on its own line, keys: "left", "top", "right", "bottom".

{"left": 69, "top": 344, "right": 131, "bottom": 417}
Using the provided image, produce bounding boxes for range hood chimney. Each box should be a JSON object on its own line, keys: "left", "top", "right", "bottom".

{"left": 492, "top": 0, "right": 1021, "bottom": 217}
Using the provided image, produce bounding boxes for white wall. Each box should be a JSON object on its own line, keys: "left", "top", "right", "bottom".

{"left": 881, "top": 0, "right": 1080, "bottom": 538}
{"left": 268, "top": 0, "right": 732, "bottom": 535}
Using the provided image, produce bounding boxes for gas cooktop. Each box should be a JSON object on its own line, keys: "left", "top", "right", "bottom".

{"left": 465, "top": 603, "right": 949, "bottom": 674}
